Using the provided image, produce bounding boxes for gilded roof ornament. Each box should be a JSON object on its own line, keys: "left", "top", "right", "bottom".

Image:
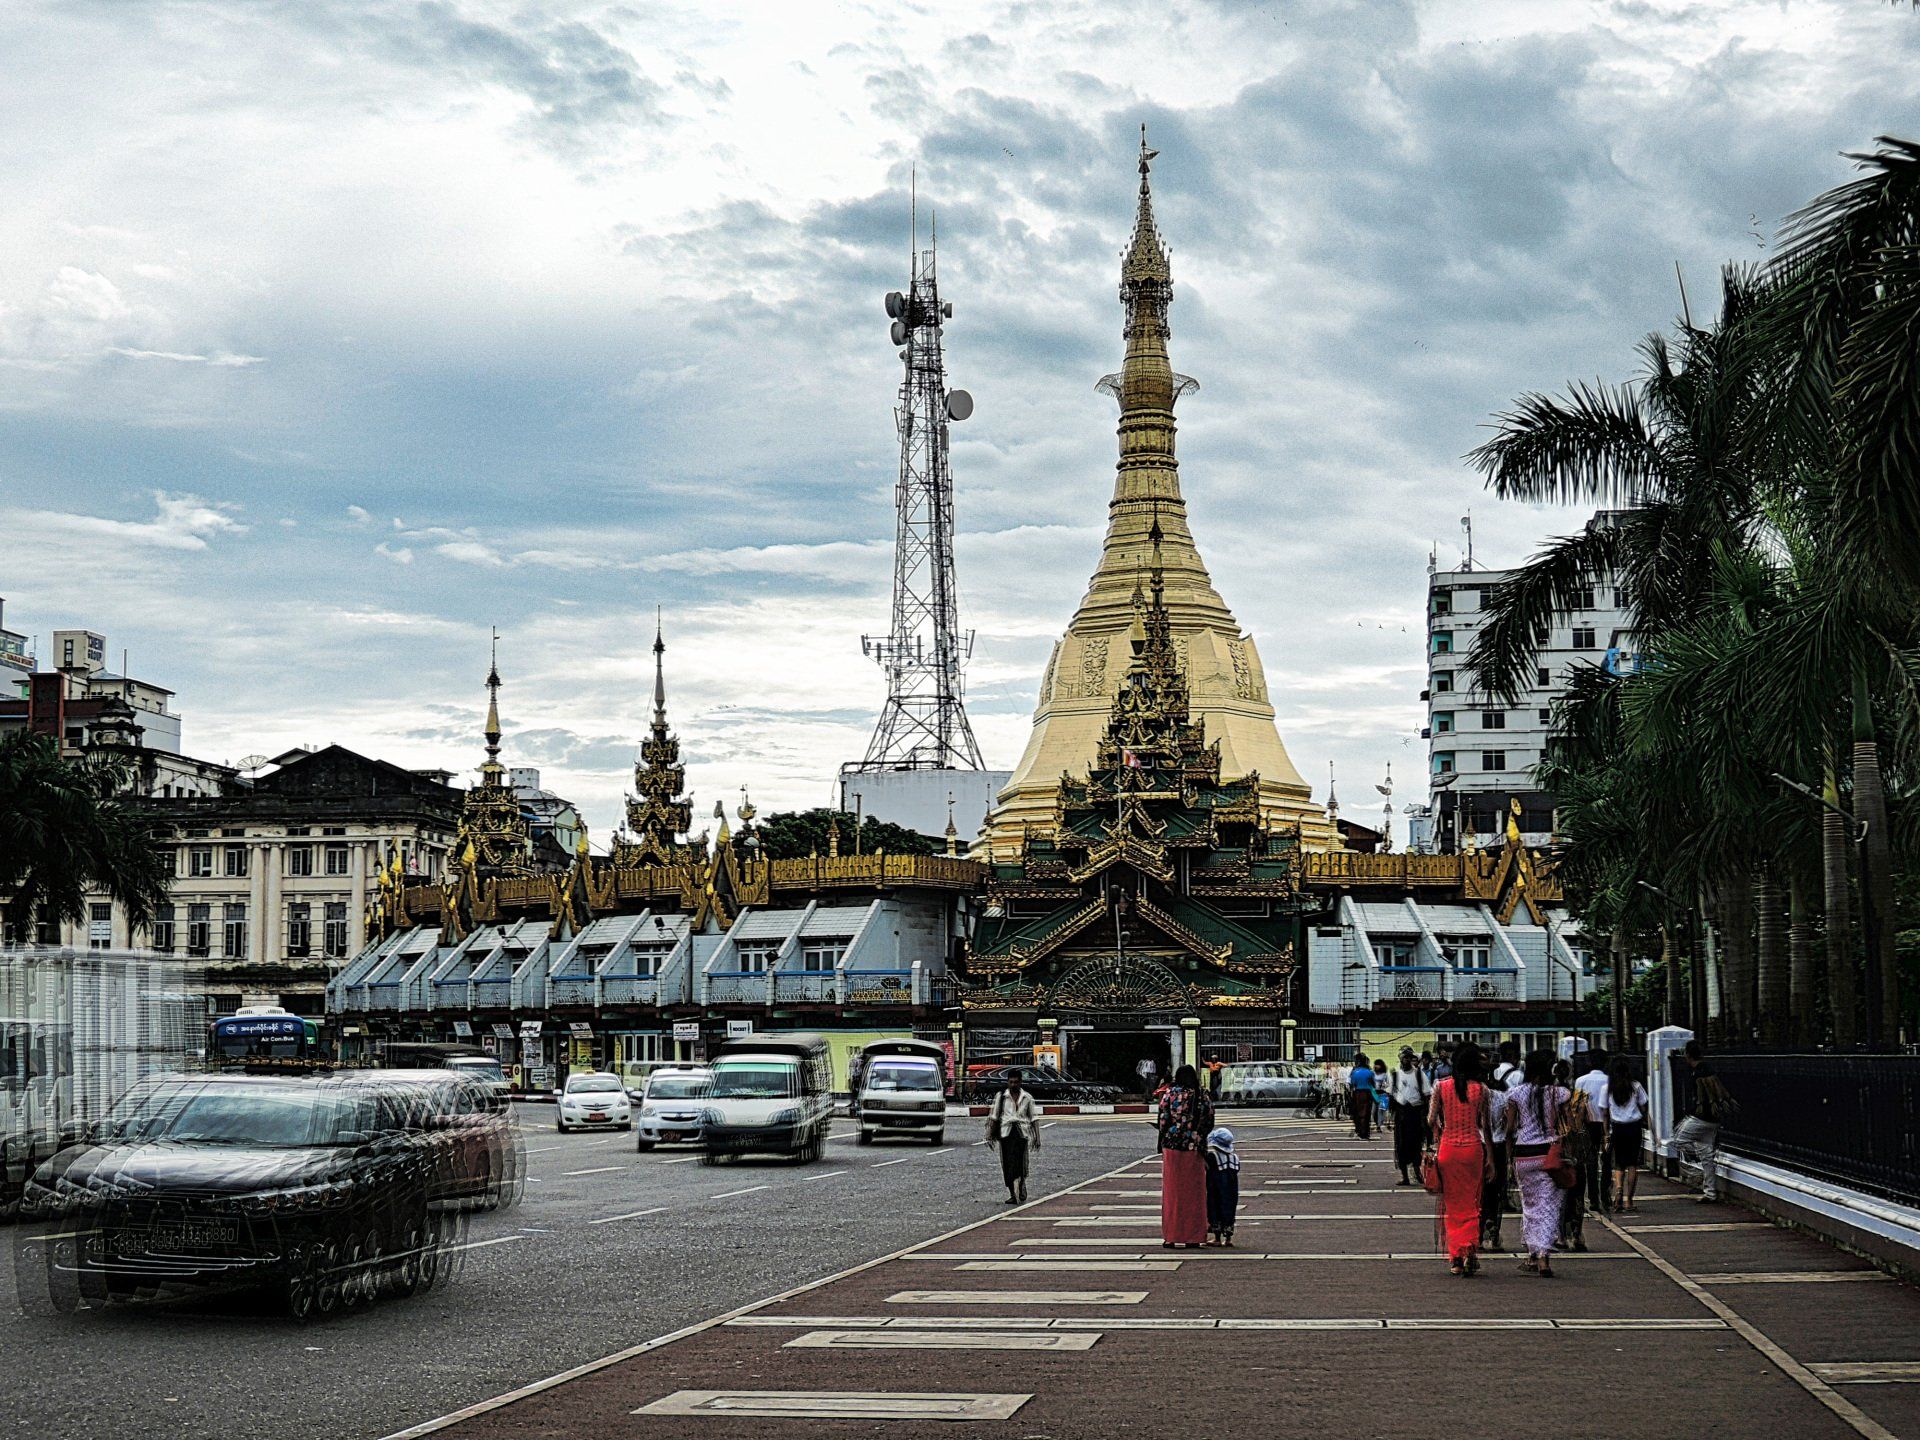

{"left": 611, "top": 613, "right": 695, "bottom": 869}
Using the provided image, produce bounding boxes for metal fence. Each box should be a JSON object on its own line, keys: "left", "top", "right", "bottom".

{"left": 1672, "top": 1053, "right": 1920, "bottom": 1208}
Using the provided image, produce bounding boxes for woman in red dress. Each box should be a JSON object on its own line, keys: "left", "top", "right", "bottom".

{"left": 1158, "top": 1064, "right": 1214, "bottom": 1248}
{"left": 1426, "top": 1040, "right": 1492, "bottom": 1277}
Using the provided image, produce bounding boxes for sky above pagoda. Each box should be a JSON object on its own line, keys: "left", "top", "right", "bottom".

{"left": 3, "top": 0, "right": 1915, "bottom": 843}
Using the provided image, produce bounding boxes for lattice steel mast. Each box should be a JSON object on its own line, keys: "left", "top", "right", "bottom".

{"left": 856, "top": 204, "right": 984, "bottom": 771}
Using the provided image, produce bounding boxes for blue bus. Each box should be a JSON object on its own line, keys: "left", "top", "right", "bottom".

{"left": 210, "top": 1010, "right": 323, "bottom": 1066}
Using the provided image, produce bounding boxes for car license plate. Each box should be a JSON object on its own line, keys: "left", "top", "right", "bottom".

{"left": 587, "top": 1111, "right": 607, "bottom": 1120}
{"left": 111, "top": 1220, "right": 238, "bottom": 1252}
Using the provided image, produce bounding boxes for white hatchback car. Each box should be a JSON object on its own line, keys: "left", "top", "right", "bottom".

{"left": 633, "top": 1066, "right": 713, "bottom": 1151}
{"left": 555, "top": 1071, "right": 631, "bottom": 1132}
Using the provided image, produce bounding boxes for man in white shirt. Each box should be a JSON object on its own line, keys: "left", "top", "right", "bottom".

{"left": 1574, "top": 1051, "right": 1613, "bottom": 1213}
{"left": 1481, "top": 1040, "right": 1521, "bottom": 1250}
{"left": 1386, "top": 1047, "right": 1431, "bottom": 1186}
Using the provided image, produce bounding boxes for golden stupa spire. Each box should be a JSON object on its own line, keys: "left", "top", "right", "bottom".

{"left": 982, "top": 133, "right": 1338, "bottom": 854}
{"left": 481, "top": 627, "right": 505, "bottom": 786}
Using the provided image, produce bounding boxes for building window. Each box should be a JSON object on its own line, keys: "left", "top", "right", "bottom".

{"left": 1431, "top": 632, "right": 1453, "bottom": 655}
{"left": 187, "top": 904, "right": 212, "bottom": 958}
{"left": 1481, "top": 751, "right": 1507, "bottom": 771}
{"left": 286, "top": 845, "right": 314, "bottom": 877}
{"left": 1570, "top": 585, "right": 1596, "bottom": 610}
{"left": 1538, "top": 707, "right": 1552, "bottom": 725}
{"left": 1535, "top": 666, "right": 1551, "bottom": 687}
{"left": 152, "top": 904, "right": 175, "bottom": 955}
{"left": 288, "top": 902, "right": 311, "bottom": 958}
{"left": 1442, "top": 937, "right": 1492, "bottom": 970}
{"left": 88, "top": 902, "right": 112, "bottom": 950}
{"left": 221, "top": 827, "right": 244, "bottom": 838}
{"left": 321, "top": 826, "right": 346, "bottom": 837}
{"left": 1431, "top": 591, "right": 1451, "bottom": 616}
{"left": 801, "top": 940, "right": 847, "bottom": 972}
{"left": 1372, "top": 940, "right": 1416, "bottom": 967}
{"left": 1433, "top": 712, "right": 1454, "bottom": 735}
{"left": 324, "top": 844, "right": 350, "bottom": 876}
{"left": 1572, "top": 627, "right": 1597, "bottom": 650}
{"left": 223, "top": 903, "right": 248, "bottom": 959}
{"left": 187, "top": 846, "right": 214, "bottom": 878}
{"left": 324, "top": 902, "right": 348, "bottom": 958}
{"left": 1613, "top": 586, "right": 1631, "bottom": 609}
{"left": 1480, "top": 711, "right": 1506, "bottom": 730}
{"left": 1432, "top": 752, "right": 1455, "bottom": 776}
{"left": 632, "top": 945, "right": 671, "bottom": 977}
{"left": 224, "top": 845, "right": 249, "bottom": 878}
{"left": 736, "top": 941, "right": 779, "bottom": 972}
{"left": 287, "top": 827, "right": 310, "bottom": 837}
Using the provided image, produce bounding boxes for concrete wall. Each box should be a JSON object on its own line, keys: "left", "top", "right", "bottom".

{"left": 839, "top": 768, "right": 1010, "bottom": 844}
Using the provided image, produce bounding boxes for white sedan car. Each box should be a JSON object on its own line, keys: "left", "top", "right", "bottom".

{"left": 555, "top": 1071, "right": 632, "bottom": 1132}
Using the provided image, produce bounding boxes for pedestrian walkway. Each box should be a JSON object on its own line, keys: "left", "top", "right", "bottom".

{"left": 389, "top": 1117, "right": 1920, "bottom": 1439}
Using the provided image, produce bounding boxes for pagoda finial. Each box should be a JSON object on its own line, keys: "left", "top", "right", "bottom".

{"left": 1325, "top": 760, "right": 1339, "bottom": 822}
{"left": 945, "top": 791, "right": 958, "bottom": 857}
{"left": 481, "top": 628, "right": 504, "bottom": 786}
{"left": 652, "top": 607, "right": 667, "bottom": 728}
{"left": 1123, "top": 124, "right": 1168, "bottom": 286}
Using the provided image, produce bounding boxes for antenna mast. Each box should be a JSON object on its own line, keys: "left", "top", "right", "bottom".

{"left": 856, "top": 199, "right": 984, "bottom": 772}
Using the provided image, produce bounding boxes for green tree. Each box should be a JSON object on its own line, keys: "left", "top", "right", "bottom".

{"left": 0, "top": 732, "right": 172, "bottom": 939}
{"left": 749, "top": 808, "right": 941, "bottom": 861}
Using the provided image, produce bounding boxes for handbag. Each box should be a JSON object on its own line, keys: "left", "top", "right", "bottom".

{"left": 1543, "top": 1139, "right": 1577, "bottom": 1189}
{"left": 1420, "top": 1150, "right": 1441, "bottom": 1193}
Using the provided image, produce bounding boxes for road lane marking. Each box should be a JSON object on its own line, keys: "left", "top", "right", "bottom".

{"left": 658, "top": 1155, "right": 701, "bottom": 1164}
{"left": 588, "top": 1207, "right": 668, "bottom": 1226}
{"left": 955, "top": 1260, "right": 1180, "bottom": 1272}
{"left": 1808, "top": 1363, "right": 1920, "bottom": 1385}
{"left": 562, "top": 1166, "right": 627, "bottom": 1177}
{"left": 726, "top": 1315, "right": 1726, "bottom": 1332}
{"left": 1697, "top": 1282, "right": 1889, "bottom": 1290}
{"left": 784, "top": 1330, "right": 1099, "bottom": 1352}
{"left": 799, "top": 1170, "right": 848, "bottom": 1182}
{"left": 872, "top": 1156, "right": 917, "bottom": 1167}
{"left": 888, "top": 1290, "right": 1148, "bottom": 1305}
{"left": 634, "top": 1392, "right": 1034, "bottom": 1421}
{"left": 713, "top": 1184, "right": 772, "bottom": 1199}
{"left": 1602, "top": 1215, "right": 1898, "bottom": 1440}
{"left": 442, "top": 1235, "right": 527, "bottom": 1254}
{"left": 378, "top": 1152, "right": 1154, "bottom": 1440}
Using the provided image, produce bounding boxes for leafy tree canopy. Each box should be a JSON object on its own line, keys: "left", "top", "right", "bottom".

{"left": 749, "top": 808, "right": 941, "bottom": 861}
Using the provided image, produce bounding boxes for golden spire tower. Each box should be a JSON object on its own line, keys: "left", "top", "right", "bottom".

{"left": 611, "top": 613, "right": 694, "bottom": 867}
{"left": 455, "top": 632, "right": 535, "bottom": 877}
{"left": 984, "top": 131, "right": 1336, "bottom": 851}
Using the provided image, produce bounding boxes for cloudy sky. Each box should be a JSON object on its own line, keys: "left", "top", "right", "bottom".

{"left": 3, "top": 0, "right": 1916, "bottom": 845}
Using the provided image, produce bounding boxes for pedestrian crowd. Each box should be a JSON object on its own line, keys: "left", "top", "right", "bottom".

{"left": 1335, "top": 1038, "right": 1730, "bottom": 1277}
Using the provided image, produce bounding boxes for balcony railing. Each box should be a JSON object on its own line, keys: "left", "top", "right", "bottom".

{"left": 1380, "top": 966, "right": 1445, "bottom": 1002}
{"left": 548, "top": 976, "right": 597, "bottom": 1007}
{"left": 706, "top": 971, "right": 766, "bottom": 1006}
{"left": 844, "top": 969, "right": 913, "bottom": 1005}
{"left": 1454, "top": 967, "right": 1520, "bottom": 1002}
{"left": 772, "top": 971, "right": 835, "bottom": 1004}
{"left": 366, "top": 981, "right": 401, "bottom": 1011}
{"left": 472, "top": 979, "right": 509, "bottom": 1009}
{"left": 599, "top": 975, "right": 659, "bottom": 1006}
{"left": 1307, "top": 852, "right": 1466, "bottom": 888}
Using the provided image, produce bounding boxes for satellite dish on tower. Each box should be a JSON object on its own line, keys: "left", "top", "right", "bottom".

{"left": 884, "top": 291, "right": 905, "bottom": 319}
{"left": 889, "top": 319, "right": 909, "bottom": 345}
{"left": 945, "top": 389, "right": 974, "bottom": 421}
{"left": 237, "top": 754, "right": 269, "bottom": 778}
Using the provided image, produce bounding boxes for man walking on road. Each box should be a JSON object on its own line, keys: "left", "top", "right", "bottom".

{"left": 1575, "top": 1048, "right": 1613, "bottom": 1215}
{"left": 1387, "top": 1047, "right": 1431, "bottom": 1185}
{"left": 1673, "top": 1040, "right": 1734, "bottom": 1203}
{"left": 1136, "top": 1055, "right": 1159, "bottom": 1101}
{"left": 1481, "top": 1040, "right": 1520, "bottom": 1250}
{"left": 986, "top": 1073, "right": 1041, "bottom": 1204}
{"left": 1346, "top": 1052, "right": 1378, "bottom": 1140}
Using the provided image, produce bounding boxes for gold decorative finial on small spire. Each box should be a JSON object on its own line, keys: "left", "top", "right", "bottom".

{"left": 481, "top": 627, "right": 504, "bottom": 786}
{"left": 944, "top": 791, "right": 958, "bottom": 857}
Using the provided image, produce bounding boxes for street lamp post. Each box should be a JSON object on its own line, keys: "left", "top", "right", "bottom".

{"left": 1771, "top": 773, "right": 1880, "bottom": 1048}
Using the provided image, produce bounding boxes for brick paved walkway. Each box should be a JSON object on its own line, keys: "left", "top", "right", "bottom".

{"left": 391, "top": 1116, "right": 1920, "bottom": 1439}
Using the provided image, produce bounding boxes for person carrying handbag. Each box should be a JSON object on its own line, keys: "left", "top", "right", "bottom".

{"left": 986, "top": 1073, "right": 1040, "bottom": 1203}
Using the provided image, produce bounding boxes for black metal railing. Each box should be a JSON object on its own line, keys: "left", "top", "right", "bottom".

{"left": 1671, "top": 1053, "right": 1920, "bottom": 1208}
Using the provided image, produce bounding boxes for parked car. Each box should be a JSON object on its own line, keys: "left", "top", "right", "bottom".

{"left": 634, "top": 1066, "right": 712, "bottom": 1151}
{"left": 701, "top": 1034, "right": 834, "bottom": 1164}
{"left": 1218, "top": 1060, "right": 1320, "bottom": 1107}
{"left": 555, "top": 1072, "right": 631, "bottom": 1132}
{"left": 967, "top": 1065, "right": 1126, "bottom": 1105}
{"left": 16, "top": 1073, "right": 455, "bottom": 1319}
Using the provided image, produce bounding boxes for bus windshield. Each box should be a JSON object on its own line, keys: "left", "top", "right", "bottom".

{"left": 709, "top": 1061, "right": 798, "bottom": 1099}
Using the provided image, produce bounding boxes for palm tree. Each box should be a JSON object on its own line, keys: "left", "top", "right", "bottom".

{"left": 0, "top": 732, "right": 172, "bottom": 940}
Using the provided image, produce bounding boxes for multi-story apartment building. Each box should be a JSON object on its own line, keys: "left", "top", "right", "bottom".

{"left": 1412, "top": 513, "right": 1632, "bottom": 853}
{"left": 36, "top": 747, "right": 464, "bottom": 1017}
{"left": 0, "top": 598, "right": 32, "bottom": 697}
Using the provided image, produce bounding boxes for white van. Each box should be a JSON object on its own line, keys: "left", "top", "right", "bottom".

{"left": 700, "top": 1034, "right": 834, "bottom": 1164}
{"left": 855, "top": 1039, "right": 947, "bottom": 1145}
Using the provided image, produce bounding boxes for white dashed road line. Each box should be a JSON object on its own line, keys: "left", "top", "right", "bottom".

{"left": 562, "top": 1166, "right": 628, "bottom": 1177}
{"left": 589, "top": 1207, "right": 669, "bottom": 1227}
{"left": 713, "top": 1185, "right": 773, "bottom": 1199}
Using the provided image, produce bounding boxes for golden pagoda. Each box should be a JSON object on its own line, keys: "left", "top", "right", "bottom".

{"left": 609, "top": 616, "right": 694, "bottom": 867}
{"left": 984, "top": 131, "right": 1337, "bottom": 851}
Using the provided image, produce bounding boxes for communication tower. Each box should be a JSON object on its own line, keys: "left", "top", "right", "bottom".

{"left": 852, "top": 205, "right": 984, "bottom": 772}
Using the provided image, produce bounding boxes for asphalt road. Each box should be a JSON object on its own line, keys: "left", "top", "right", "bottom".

{"left": 0, "top": 1107, "right": 1157, "bottom": 1440}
